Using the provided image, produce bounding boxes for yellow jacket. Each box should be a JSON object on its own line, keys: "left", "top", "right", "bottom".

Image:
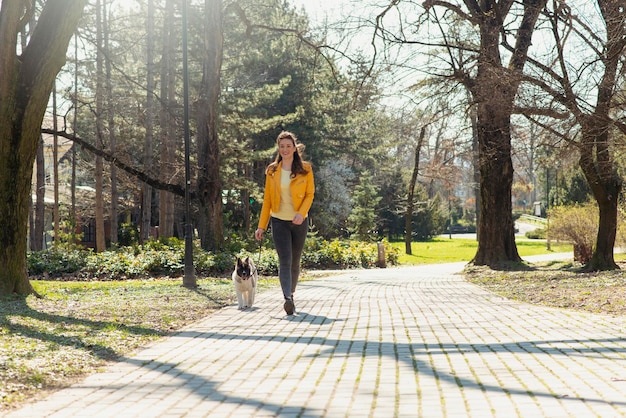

{"left": 258, "top": 161, "right": 315, "bottom": 230}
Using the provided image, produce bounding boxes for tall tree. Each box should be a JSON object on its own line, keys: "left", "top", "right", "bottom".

{"left": 94, "top": 0, "right": 107, "bottom": 252}
{"left": 0, "top": 0, "right": 87, "bottom": 295}
{"left": 524, "top": 0, "right": 626, "bottom": 270}
{"left": 196, "top": 0, "right": 224, "bottom": 251}
{"left": 419, "top": 0, "right": 547, "bottom": 266}
{"left": 158, "top": 0, "right": 178, "bottom": 239}
{"left": 104, "top": 1, "right": 119, "bottom": 245}
{"left": 141, "top": 0, "right": 156, "bottom": 243}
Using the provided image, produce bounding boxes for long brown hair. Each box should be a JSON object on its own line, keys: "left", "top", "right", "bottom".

{"left": 267, "top": 131, "right": 310, "bottom": 177}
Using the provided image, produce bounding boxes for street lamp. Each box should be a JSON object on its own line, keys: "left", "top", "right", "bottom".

{"left": 182, "top": 0, "right": 196, "bottom": 288}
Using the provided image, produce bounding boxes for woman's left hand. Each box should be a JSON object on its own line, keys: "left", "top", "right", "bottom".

{"left": 292, "top": 214, "right": 304, "bottom": 225}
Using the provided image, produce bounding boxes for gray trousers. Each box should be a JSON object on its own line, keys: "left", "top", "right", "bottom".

{"left": 271, "top": 217, "right": 308, "bottom": 300}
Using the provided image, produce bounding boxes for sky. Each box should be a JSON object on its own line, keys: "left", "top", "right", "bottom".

{"left": 289, "top": 0, "right": 349, "bottom": 24}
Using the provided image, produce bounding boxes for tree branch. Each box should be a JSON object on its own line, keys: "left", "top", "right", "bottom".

{"left": 41, "top": 128, "right": 187, "bottom": 198}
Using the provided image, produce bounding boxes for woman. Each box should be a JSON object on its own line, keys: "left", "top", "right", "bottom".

{"left": 255, "top": 131, "right": 315, "bottom": 315}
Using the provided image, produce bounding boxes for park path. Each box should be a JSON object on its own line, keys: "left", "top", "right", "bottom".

{"left": 6, "top": 255, "right": 626, "bottom": 417}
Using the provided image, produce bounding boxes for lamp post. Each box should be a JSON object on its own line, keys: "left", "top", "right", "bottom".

{"left": 182, "top": 0, "right": 196, "bottom": 288}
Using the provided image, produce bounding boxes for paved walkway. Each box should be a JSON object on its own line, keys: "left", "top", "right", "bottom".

{"left": 6, "top": 257, "right": 626, "bottom": 417}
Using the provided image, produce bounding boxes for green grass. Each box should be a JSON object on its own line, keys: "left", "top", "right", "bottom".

{"left": 391, "top": 238, "right": 572, "bottom": 265}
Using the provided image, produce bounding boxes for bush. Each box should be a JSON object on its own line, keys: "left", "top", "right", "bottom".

{"left": 27, "top": 245, "right": 89, "bottom": 276}
{"left": 548, "top": 204, "right": 595, "bottom": 263}
{"left": 27, "top": 237, "right": 395, "bottom": 279}
{"left": 525, "top": 227, "right": 547, "bottom": 240}
{"left": 547, "top": 203, "right": 626, "bottom": 263}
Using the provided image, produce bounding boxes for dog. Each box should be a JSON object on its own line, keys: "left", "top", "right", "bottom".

{"left": 232, "top": 256, "right": 258, "bottom": 310}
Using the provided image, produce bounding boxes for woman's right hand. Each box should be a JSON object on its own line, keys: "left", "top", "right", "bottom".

{"left": 255, "top": 228, "right": 265, "bottom": 241}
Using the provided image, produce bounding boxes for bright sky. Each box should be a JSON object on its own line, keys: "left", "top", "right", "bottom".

{"left": 289, "top": 0, "right": 348, "bottom": 24}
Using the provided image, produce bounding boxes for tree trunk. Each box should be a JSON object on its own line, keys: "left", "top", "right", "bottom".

{"left": 104, "top": 4, "right": 118, "bottom": 245}
{"left": 0, "top": 0, "right": 87, "bottom": 295}
{"left": 141, "top": 0, "right": 156, "bottom": 243}
{"left": 94, "top": 0, "right": 107, "bottom": 252}
{"left": 196, "top": 0, "right": 224, "bottom": 251}
{"left": 405, "top": 126, "right": 425, "bottom": 255}
{"left": 589, "top": 197, "right": 618, "bottom": 270}
{"left": 472, "top": 119, "right": 521, "bottom": 265}
{"left": 470, "top": 105, "right": 480, "bottom": 241}
{"left": 471, "top": 67, "right": 521, "bottom": 265}
{"left": 52, "top": 86, "right": 60, "bottom": 242}
{"left": 31, "top": 136, "right": 46, "bottom": 251}
{"left": 579, "top": 123, "right": 621, "bottom": 270}
{"left": 421, "top": 1, "right": 546, "bottom": 265}
{"left": 158, "top": 0, "right": 177, "bottom": 239}
{"left": 574, "top": 1, "right": 625, "bottom": 271}
{"left": 466, "top": 0, "right": 546, "bottom": 266}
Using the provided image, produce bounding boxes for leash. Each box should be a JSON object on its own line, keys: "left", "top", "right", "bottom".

{"left": 256, "top": 237, "right": 263, "bottom": 272}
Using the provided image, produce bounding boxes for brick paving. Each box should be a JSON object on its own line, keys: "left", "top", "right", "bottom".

{"left": 5, "top": 257, "right": 626, "bottom": 417}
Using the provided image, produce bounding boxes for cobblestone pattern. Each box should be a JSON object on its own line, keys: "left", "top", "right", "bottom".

{"left": 7, "top": 262, "right": 626, "bottom": 417}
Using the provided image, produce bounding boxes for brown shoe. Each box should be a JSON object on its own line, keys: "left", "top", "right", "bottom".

{"left": 284, "top": 298, "right": 295, "bottom": 315}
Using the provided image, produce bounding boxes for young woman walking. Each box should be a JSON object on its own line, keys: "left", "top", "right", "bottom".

{"left": 255, "top": 131, "right": 315, "bottom": 315}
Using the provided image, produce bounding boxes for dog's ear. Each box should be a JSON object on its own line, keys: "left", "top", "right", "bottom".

{"left": 236, "top": 257, "right": 242, "bottom": 266}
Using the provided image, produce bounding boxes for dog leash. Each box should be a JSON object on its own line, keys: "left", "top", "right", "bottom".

{"left": 256, "top": 237, "right": 263, "bottom": 273}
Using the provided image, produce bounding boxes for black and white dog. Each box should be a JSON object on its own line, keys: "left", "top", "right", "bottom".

{"left": 232, "top": 257, "right": 258, "bottom": 310}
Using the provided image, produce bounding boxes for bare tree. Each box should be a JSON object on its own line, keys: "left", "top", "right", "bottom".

{"left": 521, "top": 0, "right": 626, "bottom": 270}
{"left": 401, "top": 0, "right": 548, "bottom": 265}
{"left": 405, "top": 125, "right": 426, "bottom": 254}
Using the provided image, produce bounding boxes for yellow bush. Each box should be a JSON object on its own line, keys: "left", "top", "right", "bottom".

{"left": 548, "top": 202, "right": 626, "bottom": 263}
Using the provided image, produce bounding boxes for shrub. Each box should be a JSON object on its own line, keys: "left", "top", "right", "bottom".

{"left": 28, "top": 237, "right": 392, "bottom": 279}
{"left": 525, "top": 227, "right": 547, "bottom": 240}
{"left": 548, "top": 204, "right": 596, "bottom": 263}
{"left": 27, "top": 245, "right": 88, "bottom": 276}
{"left": 548, "top": 203, "right": 626, "bottom": 263}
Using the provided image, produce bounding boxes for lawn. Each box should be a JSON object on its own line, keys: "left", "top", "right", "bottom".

{"left": 392, "top": 238, "right": 572, "bottom": 265}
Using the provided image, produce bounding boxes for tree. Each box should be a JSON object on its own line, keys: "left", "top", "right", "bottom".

{"left": 31, "top": 135, "right": 46, "bottom": 251}
{"left": 348, "top": 172, "right": 382, "bottom": 241}
{"left": 418, "top": 0, "right": 547, "bottom": 266}
{"left": 141, "top": 0, "right": 156, "bottom": 243}
{"left": 158, "top": 0, "right": 178, "bottom": 239}
{"left": 313, "top": 161, "right": 354, "bottom": 238}
{"left": 520, "top": 1, "right": 626, "bottom": 270}
{"left": 94, "top": 0, "right": 107, "bottom": 252}
{"left": 104, "top": 0, "right": 119, "bottom": 245}
{"left": 405, "top": 126, "right": 426, "bottom": 254}
{"left": 0, "top": 0, "right": 87, "bottom": 295}
{"left": 557, "top": 1, "right": 623, "bottom": 270}
{"left": 196, "top": 0, "right": 225, "bottom": 251}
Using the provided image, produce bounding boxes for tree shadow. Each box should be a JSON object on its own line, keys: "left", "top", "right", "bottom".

{"left": 0, "top": 295, "right": 165, "bottom": 362}
{"left": 105, "top": 330, "right": 626, "bottom": 416}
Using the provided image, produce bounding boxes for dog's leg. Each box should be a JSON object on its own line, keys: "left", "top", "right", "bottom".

{"left": 236, "top": 290, "right": 244, "bottom": 310}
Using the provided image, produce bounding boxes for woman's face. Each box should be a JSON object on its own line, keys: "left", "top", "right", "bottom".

{"left": 278, "top": 138, "right": 296, "bottom": 160}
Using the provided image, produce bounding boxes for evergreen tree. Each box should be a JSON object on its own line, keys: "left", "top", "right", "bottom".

{"left": 348, "top": 173, "right": 381, "bottom": 241}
